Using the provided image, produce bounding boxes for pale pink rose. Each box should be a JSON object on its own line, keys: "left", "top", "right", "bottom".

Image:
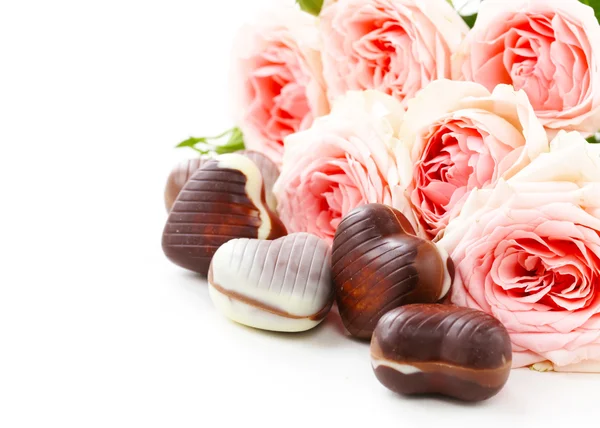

{"left": 320, "top": 0, "right": 468, "bottom": 107}
{"left": 398, "top": 79, "right": 548, "bottom": 239}
{"left": 274, "top": 90, "right": 417, "bottom": 243}
{"left": 454, "top": 0, "right": 600, "bottom": 135}
{"left": 438, "top": 131, "right": 600, "bottom": 372}
{"left": 230, "top": 7, "right": 329, "bottom": 165}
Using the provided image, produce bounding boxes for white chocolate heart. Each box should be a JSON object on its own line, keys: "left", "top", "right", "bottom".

{"left": 208, "top": 233, "right": 333, "bottom": 332}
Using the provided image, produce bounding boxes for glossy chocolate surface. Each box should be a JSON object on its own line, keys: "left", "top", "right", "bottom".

{"left": 332, "top": 204, "right": 449, "bottom": 339}
{"left": 164, "top": 151, "right": 279, "bottom": 212}
{"left": 371, "top": 304, "right": 512, "bottom": 402}
{"left": 162, "top": 156, "right": 286, "bottom": 276}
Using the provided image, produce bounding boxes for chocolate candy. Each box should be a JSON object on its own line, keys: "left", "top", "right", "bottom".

{"left": 331, "top": 204, "right": 452, "bottom": 339}
{"left": 162, "top": 153, "right": 287, "bottom": 276}
{"left": 164, "top": 158, "right": 209, "bottom": 212}
{"left": 164, "top": 151, "right": 279, "bottom": 212}
{"left": 371, "top": 304, "right": 512, "bottom": 402}
{"left": 208, "top": 233, "right": 334, "bottom": 332}
{"left": 241, "top": 151, "right": 280, "bottom": 211}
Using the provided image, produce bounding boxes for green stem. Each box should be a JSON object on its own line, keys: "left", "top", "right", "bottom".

{"left": 175, "top": 127, "right": 245, "bottom": 156}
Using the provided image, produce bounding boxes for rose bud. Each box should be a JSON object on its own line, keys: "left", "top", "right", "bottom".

{"left": 162, "top": 153, "right": 287, "bottom": 276}
{"left": 371, "top": 304, "right": 512, "bottom": 402}
{"left": 332, "top": 204, "right": 452, "bottom": 339}
{"left": 164, "top": 151, "right": 280, "bottom": 212}
{"left": 208, "top": 233, "right": 334, "bottom": 332}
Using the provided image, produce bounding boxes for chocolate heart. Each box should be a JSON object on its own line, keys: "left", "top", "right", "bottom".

{"left": 164, "top": 157, "right": 209, "bottom": 212}
{"left": 208, "top": 233, "right": 334, "bottom": 332}
{"left": 162, "top": 153, "right": 287, "bottom": 276}
{"left": 331, "top": 204, "right": 452, "bottom": 339}
{"left": 164, "top": 151, "right": 279, "bottom": 212}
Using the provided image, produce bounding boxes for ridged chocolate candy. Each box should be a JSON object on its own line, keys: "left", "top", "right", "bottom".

{"left": 164, "top": 158, "right": 209, "bottom": 212}
{"left": 208, "top": 233, "right": 334, "bottom": 332}
{"left": 164, "top": 151, "right": 279, "bottom": 212}
{"left": 162, "top": 153, "right": 287, "bottom": 276}
{"left": 332, "top": 204, "right": 452, "bottom": 339}
{"left": 371, "top": 304, "right": 512, "bottom": 402}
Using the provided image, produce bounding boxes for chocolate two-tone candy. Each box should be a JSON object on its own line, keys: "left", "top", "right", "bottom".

{"left": 208, "top": 233, "right": 334, "bottom": 332}
{"left": 164, "top": 151, "right": 279, "bottom": 212}
{"left": 241, "top": 151, "right": 280, "bottom": 211}
{"left": 162, "top": 153, "right": 287, "bottom": 276}
{"left": 332, "top": 204, "right": 452, "bottom": 339}
{"left": 371, "top": 304, "right": 512, "bottom": 402}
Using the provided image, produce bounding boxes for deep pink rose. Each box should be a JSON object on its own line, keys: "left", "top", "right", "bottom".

{"left": 274, "top": 90, "right": 417, "bottom": 243}
{"left": 454, "top": 0, "right": 600, "bottom": 135}
{"left": 439, "top": 132, "right": 600, "bottom": 372}
{"left": 230, "top": 8, "right": 329, "bottom": 165}
{"left": 398, "top": 80, "right": 548, "bottom": 239}
{"left": 320, "top": 0, "right": 468, "bottom": 107}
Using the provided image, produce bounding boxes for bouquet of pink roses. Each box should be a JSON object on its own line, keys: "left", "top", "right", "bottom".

{"left": 162, "top": 0, "right": 600, "bottom": 401}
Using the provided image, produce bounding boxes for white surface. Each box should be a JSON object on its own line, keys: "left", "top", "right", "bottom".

{"left": 1, "top": 1, "right": 599, "bottom": 427}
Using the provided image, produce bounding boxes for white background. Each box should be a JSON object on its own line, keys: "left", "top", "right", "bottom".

{"left": 1, "top": 0, "right": 599, "bottom": 427}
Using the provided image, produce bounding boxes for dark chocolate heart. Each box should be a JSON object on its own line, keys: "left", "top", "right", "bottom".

{"left": 162, "top": 153, "right": 286, "bottom": 276}
{"left": 164, "top": 151, "right": 279, "bottom": 212}
{"left": 331, "top": 204, "right": 451, "bottom": 339}
{"left": 164, "top": 157, "right": 209, "bottom": 212}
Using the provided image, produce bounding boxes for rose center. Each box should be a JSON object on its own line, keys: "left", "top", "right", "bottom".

{"left": 502, "top": 14, "right": 588, "bottom": 112}
{"left": 415, "top": 124, "right": 492, "bottom": 215}
{"left": 497, "top": 237, "right": 600, "bottom": 311}
{"left": 354, "top": 19, "right": 409, "bottom": 97}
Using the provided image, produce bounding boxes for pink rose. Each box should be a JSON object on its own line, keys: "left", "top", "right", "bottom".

{"left": 453, "top": 0, "right": 600, "bottom": 135}
{"left": 398, "top": 79, "right": 548, "bottom": 239}
{"left": 274, "top": 90, "right": 416, "bottom": 243}
{"left": 438, "top": 131, "right": 600, "bottom": 372}
{"left": 320, "top": 0, "right": 468, "bottom": 106}
{"left": 230, "top": 7, "right": 329, "bottom": 165}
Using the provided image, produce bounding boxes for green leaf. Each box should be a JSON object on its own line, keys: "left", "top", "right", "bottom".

{"left": 175, "top": 127, "right": 246, "bottom": 156}
{"left": 462, "top": 13, "right": 477, "bottom": 28}
{"left": 587, "top": 134, "right": 600, "bottom": 144}
{"left": 296, "top": 0, "right": 324, "bottom": 16}
{"left": 580, "top": 0, "right": 600, "bottom": 23}
{"left": 175, "top": 137, "right": 207, "bottom": 148}
{"left": 215, "top": 128, "right": 245, "bottom": 154}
